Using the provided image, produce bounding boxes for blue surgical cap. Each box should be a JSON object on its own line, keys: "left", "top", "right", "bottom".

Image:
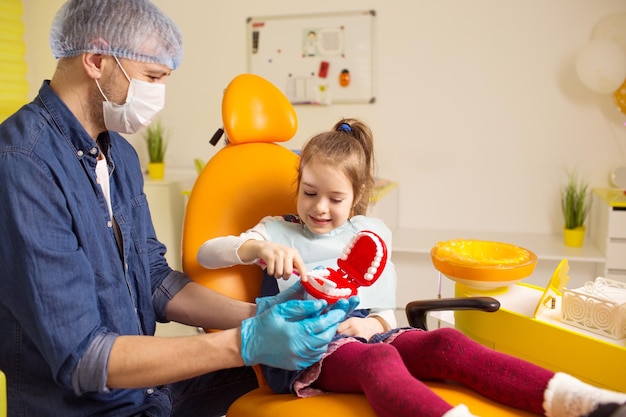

{"left": 50, "top": 0, "right": 183, "bottom": 70}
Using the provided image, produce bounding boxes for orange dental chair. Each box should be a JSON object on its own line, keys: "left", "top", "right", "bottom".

{"left": 181, "top": 73, "right": 539, "bottom": 416}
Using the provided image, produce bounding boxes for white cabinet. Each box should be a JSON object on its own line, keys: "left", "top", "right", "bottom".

{"left": 590, "top": 189, "right": 626, "bottom": 281}
{"left": 143, "top": 172, "right": 196, "bottom": 271}
{"left": 387, "top": 186, "right": 606, "bottom": 327}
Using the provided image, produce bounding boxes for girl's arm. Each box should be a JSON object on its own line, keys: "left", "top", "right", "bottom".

{"left": 337, "top": 308, "right": 396, "bottom": 340}
{"left": 197, "top": 217, "right": 274, "bottom": 269}
{"left": 197, "top": 215, "right": 308, "bottom": 281}
{"left": 368, "top": 308, "right": 397, "bottom": 330}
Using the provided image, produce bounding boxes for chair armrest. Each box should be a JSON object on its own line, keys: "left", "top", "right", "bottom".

{"left": 405, "top": 297, "right": 500, "bottom": 330}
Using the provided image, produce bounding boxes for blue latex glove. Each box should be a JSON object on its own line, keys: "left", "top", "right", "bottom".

{"left": 329, "top": 295, "right": 360, "bottom": 317}
{"left": 256, "top": 282, "right": 361, "bottom": 317}
{"left": 241, "top": 299, "right": 346, "bottom": 370}
{"left": 255, "top": 281, "right": 306, "bottom": 315}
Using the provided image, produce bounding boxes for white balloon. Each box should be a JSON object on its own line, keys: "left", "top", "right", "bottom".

{"left": 592, "top": 12, "right": 626, "bottom": 56}
{"left": 575, "top": 39, "right": 626, "bottom": 93}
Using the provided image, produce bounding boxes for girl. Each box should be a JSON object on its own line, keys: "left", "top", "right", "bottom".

{"left": 198, "top": 118, "right": 626, "bottom": 417}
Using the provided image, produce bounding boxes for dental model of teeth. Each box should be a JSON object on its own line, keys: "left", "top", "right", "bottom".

{"left": 301, "top": 230, "right": 388, "bottom": 303}
{"left": 339, "top": 231, "right": 385, "bottom": 281}
{"left": 305, "top": 269, "right": 353, "bottom": 298}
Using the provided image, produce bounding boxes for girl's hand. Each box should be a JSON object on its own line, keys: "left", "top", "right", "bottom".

{"left": 337, "top": 316, "right": 387, "bottom": 340}
{"left": 240, "top": 240, "right": 307, "bottom": 281}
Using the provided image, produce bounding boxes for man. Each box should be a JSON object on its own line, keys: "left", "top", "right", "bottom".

{"left": 0, "top": 1, "right": 353, "bottom": 416}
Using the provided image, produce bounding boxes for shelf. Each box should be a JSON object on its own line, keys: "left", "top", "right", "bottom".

{"left": 392, "top": 228, "right": 606, "bottom": 264}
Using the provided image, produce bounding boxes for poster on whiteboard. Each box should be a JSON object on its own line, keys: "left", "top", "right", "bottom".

{"left": 246, "top": 10, "right": 376, "bottom": 105}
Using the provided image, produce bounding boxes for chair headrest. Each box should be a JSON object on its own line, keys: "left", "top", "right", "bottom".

{"left": 222, "top": 73, "right": 298, "bottom": 145}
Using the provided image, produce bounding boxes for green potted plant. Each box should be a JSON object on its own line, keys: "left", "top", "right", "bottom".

{"left": 560, "top": 168, "right": 591, "bottom": 247}
{"left": 144, "top": 119, "right": 167, "bottom": 180}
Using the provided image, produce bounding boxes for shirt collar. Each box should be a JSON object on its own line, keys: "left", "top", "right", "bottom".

{"left": 36, "top": 80, "right": 102, "bottom": 158}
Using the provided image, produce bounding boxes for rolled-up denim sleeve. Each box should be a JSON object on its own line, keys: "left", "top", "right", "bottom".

{"left": 70, "top": 271, "right": 191, "bottom": 396}
{"left": 152, "top": 270, "right": 192, "bottom": 322}
{"left": 71, "top": 332, "right": 117, "bottom": 395}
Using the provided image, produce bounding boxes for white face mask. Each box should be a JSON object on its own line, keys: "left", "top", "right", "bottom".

{"left": 95, "top": 56, "right": 166, "bottom": 134}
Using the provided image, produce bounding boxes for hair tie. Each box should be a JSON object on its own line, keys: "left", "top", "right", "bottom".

{"left": 337, "top": 123, "right": 352, "bottom": 133}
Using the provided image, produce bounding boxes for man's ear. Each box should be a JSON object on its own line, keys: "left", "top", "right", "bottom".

{"left": 82, "top": 53, "right": 104, "bottom": 80}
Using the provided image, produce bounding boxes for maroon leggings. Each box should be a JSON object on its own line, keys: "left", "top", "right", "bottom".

{"left": 312, "top": 328, "right": 553, "bottom": 417}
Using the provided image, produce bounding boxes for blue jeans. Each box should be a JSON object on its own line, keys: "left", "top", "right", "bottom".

{"left": 168, "top": 366, "right": 258, "bottom": 417}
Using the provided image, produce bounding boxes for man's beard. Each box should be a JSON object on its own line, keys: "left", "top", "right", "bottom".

{"left": 91, "top": 71, "right": 129, "bottom": 132}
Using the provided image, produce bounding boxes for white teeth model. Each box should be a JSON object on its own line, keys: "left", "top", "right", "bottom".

{"left": 307, "top": 270, "right": 352, "bottom": 297}
{"left": 341, "top": 231, "right": 385, "bottom": 281}
{"left": 306, "top": 231, "right": 385, "bottom": 298}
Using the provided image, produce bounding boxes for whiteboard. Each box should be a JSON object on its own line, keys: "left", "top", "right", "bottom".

{"left": 246, "top": 10, "right": 376, "bottom": 104}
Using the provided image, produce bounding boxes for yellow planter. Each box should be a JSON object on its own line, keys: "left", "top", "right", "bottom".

{"left": 148, "top": 162, "right": 165, "bottom": 180}
{"left": 563, "top": 226, "right": 585, "bottom": 247}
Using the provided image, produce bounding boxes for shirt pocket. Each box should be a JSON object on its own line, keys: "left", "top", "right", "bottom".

{"left": 129, "top": 193, "right": 150, "bottom": 255}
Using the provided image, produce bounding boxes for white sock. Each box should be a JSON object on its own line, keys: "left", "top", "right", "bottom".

{"left": 543, "top": 372, "right": 626, "bottom": 417}
{"left": 442, "top": 404, "right": 480, "bottom": 417}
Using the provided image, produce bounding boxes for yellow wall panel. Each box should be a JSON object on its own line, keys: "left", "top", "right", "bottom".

{"left": 0, "top": 0, "right": 28, "bottom": 123}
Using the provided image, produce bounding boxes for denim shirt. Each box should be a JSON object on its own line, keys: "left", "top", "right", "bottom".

{"left": 0, "top": 81, "right": 189, "bottom": 416}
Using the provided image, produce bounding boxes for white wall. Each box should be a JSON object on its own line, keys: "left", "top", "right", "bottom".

{"left": 23, "top": 0, "right": 626, "bottom": 235}
{"left": 21, "top": 1, "right": 626, "bottom": 325}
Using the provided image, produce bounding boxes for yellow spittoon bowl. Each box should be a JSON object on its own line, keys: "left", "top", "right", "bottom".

{"left": 431, "top": 239, "right": 537, "bottom": 294}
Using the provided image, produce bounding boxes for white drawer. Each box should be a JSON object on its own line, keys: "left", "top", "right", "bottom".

{"left": 606, "top": 240, "right": 626, "bottom": 269}
{"left": 608, "top": 208, "right": 626, "bottom": 238}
